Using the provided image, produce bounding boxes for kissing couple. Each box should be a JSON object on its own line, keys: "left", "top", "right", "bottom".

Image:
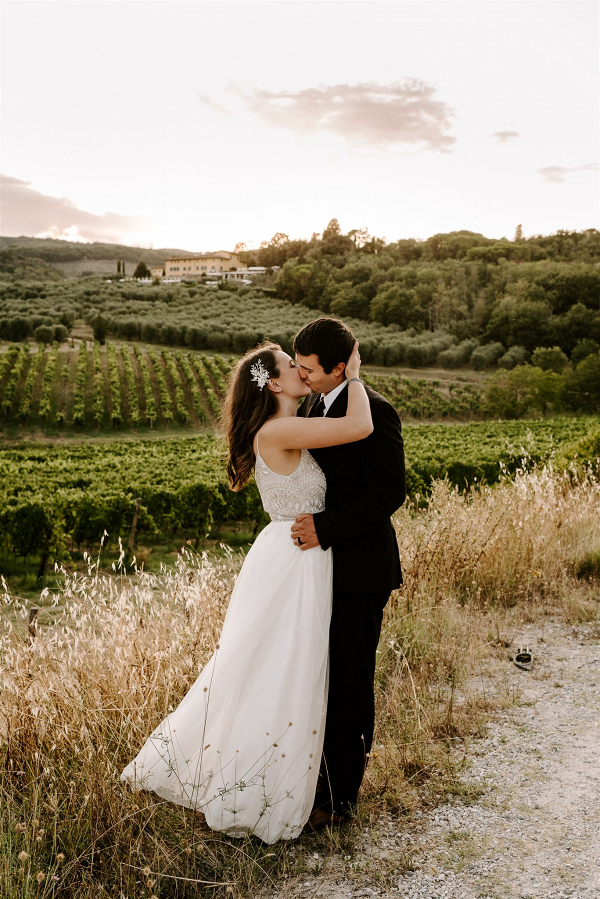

{"left": 121, "top": 317, "right": 406, "bottom": 842}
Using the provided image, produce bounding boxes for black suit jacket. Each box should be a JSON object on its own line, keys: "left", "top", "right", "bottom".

{"left": 298, "top": 385, "right": 405, "bottom": 594}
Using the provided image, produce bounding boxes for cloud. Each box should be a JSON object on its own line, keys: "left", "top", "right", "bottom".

{"left": 196, "top": 92, "right": 233, "bottom": 116}
{"left": 200, "top": 80, "right": 455, "bottom": 152}
{"left": 493, "top": 130, "right": 519, "bottom": 142}
{"left": 537, "top": 163, "right": 599, "bottom": 184}
{"left": 0, "top": 175, "right": 147, "bottom": 242}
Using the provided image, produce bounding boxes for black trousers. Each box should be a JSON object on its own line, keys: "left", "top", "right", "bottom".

{"left": 313, "top": 588, "right": 390, "bottom": 816}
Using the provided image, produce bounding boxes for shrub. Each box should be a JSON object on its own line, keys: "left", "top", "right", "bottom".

{"left": 531, "top": 345, "right": 569, "bottom": 373}
{"left": 560, "top": 427, "right": 600, "bottom": 472}
{"left": 563, "top": 352, "right": 600, "bottom": 413}
{"left": 232, "top": 330, "right": 261, "bottom": 354}
{"left": 485, "top": 364, "right": 564, "bottom": 418}
{"left": 186, "top": 326, "right": 209, "bottom": 350}
{"left": 140, "top": 321, "right": 159, "bottom": 343}
{"left": 117, "top": 318, "right": 140, "bottom": 341}
{"left": 1, "top": 315, "right": 32, "bottom": 341}
{"left": 53, "top": 323, "right": 69, "bottom": 342}
{"left": 438, "top": 338, "right": 479, "bottom": 368}
{"left": 92, "top": 314, "right": 108, "bottom": 344}
{"left": 471, "top": 342, "right": 505, "bottom": 370}
{"left": 34, "top": 324, "right": 54, "bottom": 344}
{"left": 499, "top": 345, "right": 530, "bottom": 370}
{"left": 571, "top": 338, "right": 600, "bottom": 366}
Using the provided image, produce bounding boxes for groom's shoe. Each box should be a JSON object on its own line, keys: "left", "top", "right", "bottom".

{"left": 305, "top": 809, "right": 345, "bottom": 832}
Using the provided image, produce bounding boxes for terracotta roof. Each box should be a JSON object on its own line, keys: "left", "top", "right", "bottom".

{"left": 165, "top": 251, "right": 238, "bottom": 262}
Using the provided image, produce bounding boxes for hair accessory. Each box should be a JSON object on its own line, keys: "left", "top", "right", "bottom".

{"left": 250, "top": 359, "right": 270, "bottom": 390}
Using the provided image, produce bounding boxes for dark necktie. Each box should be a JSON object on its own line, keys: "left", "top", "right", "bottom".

{"left": 310, "top": 395, "right": 325, "bottom": 417}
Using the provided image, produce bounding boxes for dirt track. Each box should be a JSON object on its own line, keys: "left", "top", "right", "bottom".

{"left": 266, "top": 617, "right": 600, "bottom": 899}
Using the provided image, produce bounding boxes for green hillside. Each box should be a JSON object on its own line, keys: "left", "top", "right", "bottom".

{"left": 0, "top": 236, "right": 196, "bottom": 279}
{"left": 1, "top": 226, "right": 599, "bottom": 374}
{"left": 0, "top": 235, "right": 194, "bottom": 266}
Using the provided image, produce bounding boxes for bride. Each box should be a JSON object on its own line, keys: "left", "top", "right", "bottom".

{"left": 121, "top": 340, "right": 372, "bottom": 843}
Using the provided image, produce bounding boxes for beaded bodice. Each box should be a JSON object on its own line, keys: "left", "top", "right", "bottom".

{"left": 254, "top": 445, "right": 326, "bottom": 522}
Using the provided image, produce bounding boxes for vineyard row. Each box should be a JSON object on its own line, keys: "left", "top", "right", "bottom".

{"left": 0, "top": 343, "right": 235, "bottom": 430}
{"left": 0, "top": 417, "right": 597, "bottom": 564}
{"left": 0, "top": 341, "right": 485, "bottom": 432}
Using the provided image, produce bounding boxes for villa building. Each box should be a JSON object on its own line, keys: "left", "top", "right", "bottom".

{"left": 164, "top": 251, "right": 243, "bottom": 280}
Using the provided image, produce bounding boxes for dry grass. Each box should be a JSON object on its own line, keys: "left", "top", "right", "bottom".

{"left": 1, "top": 466, "right": 599, "bottom": 897}
{"left": 361, "top": 465, "right": 600, "bottom": 819}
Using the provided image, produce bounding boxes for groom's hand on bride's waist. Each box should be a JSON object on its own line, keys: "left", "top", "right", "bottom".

{"left": 291, "top": 514, "right": 320, "bottom": 551}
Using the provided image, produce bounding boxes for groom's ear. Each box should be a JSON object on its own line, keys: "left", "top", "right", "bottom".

{"left": 331, "top": 361, "right": 345, "bottom": 379}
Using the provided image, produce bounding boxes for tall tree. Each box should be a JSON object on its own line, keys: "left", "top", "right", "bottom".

{"left": 133, "top": 261, "right": 151, "bottom": 279}
{"left": 322, "top": 218, "right": 342, "bottom": 240}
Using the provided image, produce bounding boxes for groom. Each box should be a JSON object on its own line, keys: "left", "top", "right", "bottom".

{"left": 291, "top": 317, "right": 406, "bottom": 827}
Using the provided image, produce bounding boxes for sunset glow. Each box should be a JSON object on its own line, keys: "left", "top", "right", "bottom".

{"left": 1, "top": 1, "right": 598, "bottom": 251}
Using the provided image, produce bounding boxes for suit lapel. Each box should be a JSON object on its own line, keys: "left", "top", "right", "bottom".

{"left": 324, "top": 386, "right": 349, "bottom": 418}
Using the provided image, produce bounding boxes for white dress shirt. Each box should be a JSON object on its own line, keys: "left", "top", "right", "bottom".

{"left": 320, "top": 379, "right": 348, "bottom": 415}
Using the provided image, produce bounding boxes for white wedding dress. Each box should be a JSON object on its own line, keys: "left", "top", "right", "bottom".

{"left": 121, "top": 443, "right": 332, "bottom": 843}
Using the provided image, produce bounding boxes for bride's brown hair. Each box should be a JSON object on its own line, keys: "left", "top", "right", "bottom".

{"left": 222, "top": 342, "right": 282, "bottom": 491}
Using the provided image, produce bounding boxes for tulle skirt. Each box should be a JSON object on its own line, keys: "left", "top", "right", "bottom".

{"left": 121, "top": 520, "right": 333, "bottom": 843}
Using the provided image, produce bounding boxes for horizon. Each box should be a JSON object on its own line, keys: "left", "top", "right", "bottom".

{"left": 1, "top": 1, "right": 598, "bottom": 249}
{"left": 2, "top": 223, "right": 598, "bottom": 258}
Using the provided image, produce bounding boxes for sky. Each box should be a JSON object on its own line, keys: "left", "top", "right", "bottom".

{"left": 1, "top": 0, "right": 598, "bottom": 252}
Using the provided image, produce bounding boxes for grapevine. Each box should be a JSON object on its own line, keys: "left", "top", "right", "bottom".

{"left": 71, "top": 342, "right": 88, "bottom": 425}
{"left": 161, "top": 348, "right": 188, "bottom": 423}
{"left": 106, "top": 344, "right": 122, "bottom": 427}
{"left": 133, "top": 345, "right": 157, "bottom": 427}
{"left": 362, "top": 370, "right": 482, "bottom": 421}
{"left": 214, "top": 355, "right": 234, "bottom": 382}
{"left": 0, "top": 417, "right": 597, "bottom": 563}
{"left": 16, "top": 345, "right": 43, "bottom": 419}
{"left": 190, "top": 354, "right": 221, "bottom": 417}
{"left": 202, "top": 354, "right": 227, "bottom": 394}
{"left": 120, "top": 345, "right": 140, "bottom": 425}
{"left": 0, "top": 346, "right": 20, "bottom": 383}
{"left": 175, "top": 350, "right": 207, "bottom": 424}
{"left": 92, "top": 342, "right": 105, "bottom": 426}
{"left": 38, "top": 343, "right": 59, "bottom": 421}
{"left": 1, "top": 345, "right": 29, "bottom": 417}
{"left": 147, "top": 346, "right": 173, "bottom": 422}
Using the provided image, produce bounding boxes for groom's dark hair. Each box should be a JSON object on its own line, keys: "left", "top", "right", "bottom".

{"left": 293, "top": 317, "right": 356, "bottom": 374}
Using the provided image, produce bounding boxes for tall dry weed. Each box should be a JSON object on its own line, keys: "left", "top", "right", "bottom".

{"left": 364, "top": 465, "right": 600, "bottom": 815}
{"left": 397, "top": 464, "right": 600, "bottom": 607}
{"left": 1, "top": 467, "right": 599, "bottom": 896}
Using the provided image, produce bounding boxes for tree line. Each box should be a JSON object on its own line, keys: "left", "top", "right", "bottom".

{"left": 1, "top": 224, "right": 599, "bottom": 370}
{"left": 267, "top": 221, "right": 600, "bottom": 362}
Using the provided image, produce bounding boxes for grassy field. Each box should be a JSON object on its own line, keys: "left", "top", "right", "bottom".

{"left": 1, "top": 463, "right": 599, "bottom": 898}
{"left": 1, "top": 332, "right": 599, "bottom": 896}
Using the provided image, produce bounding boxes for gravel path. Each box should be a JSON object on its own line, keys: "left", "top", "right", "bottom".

{"left": 266, "top": 617, "right": 600, "bottom": 899}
